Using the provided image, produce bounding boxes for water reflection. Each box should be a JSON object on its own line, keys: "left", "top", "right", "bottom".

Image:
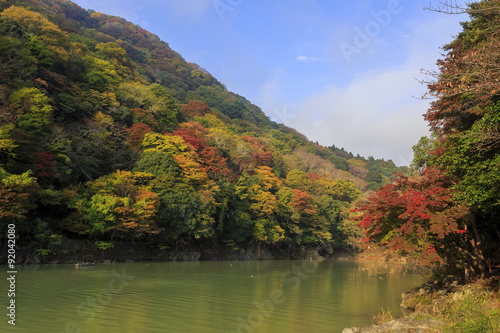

{"left": 9, "top": 260, "right": 423, "bottom": 333}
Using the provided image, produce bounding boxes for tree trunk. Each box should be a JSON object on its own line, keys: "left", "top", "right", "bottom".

{"left": 468, "top": 213, "right": 488, "bottom": 277}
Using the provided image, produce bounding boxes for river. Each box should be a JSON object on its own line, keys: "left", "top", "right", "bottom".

{"left": 4, "top": 260, "right": 423, "bottom": 333}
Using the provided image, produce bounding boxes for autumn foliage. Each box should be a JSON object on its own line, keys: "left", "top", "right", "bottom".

{"left": 424, "top": 1, "right": 500, "bottom": 133}
{"left": 354, "top": 167, "right": 469, "bottom": 265}
{"left": 0, "top": 0, "right": 409, "bottom": 256}
{"left": 357, "top": 1, "right": 500, "bottom": 275}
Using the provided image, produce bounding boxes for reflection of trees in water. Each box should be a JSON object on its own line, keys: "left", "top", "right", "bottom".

{"left": 357, "top": 260, "right": 428, "bottom": 280}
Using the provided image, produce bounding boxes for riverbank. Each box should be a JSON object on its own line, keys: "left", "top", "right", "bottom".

{"left": 1, "top": 237, "right": 355, "bottom": 265}
{"left": 343, "top": 275, "right": 500, "bottom": 333}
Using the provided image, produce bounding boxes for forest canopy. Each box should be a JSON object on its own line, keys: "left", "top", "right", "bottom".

{"left": 0, "top": 0, "right": 406, "bottom": 256}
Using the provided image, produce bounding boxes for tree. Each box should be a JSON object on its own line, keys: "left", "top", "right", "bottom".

{"left": 365, "top": 170, "right": 382, "bottom": 184}
{"left": 0, "top": 124, "right": 17, "bottom": 158}
{"left": 410, "top": 134, "right": 439, "bottom": 173}
{"left": 241, "top": 135, "right": 274, "bottom": 168}
{"left": 354, "top": 167, "right": 487, "bottom": 271}
{"left": 133, "top": 150, "right": 219, "bottom": 241}
{"left": 82, "top": 55, "right": 121, "bottom": 90}
{"left": 95, "top": 42, "right": 133, "bottom": 78}
{"left": 35, "top": 151, "right": 58, "bottom": 180}
{"left": 126, "top": 123, "right": 152, "bottom": 149}
{"left": 65, "top": 171, "right": 160, "bottom": 238}
{"left": 1, "top": 6, "right": 69, "bottom": 58}
{"left": 285, "top": 169, "right": 312, "bottom": 192}
{"left": 9, "top": 87, "right": 53, "bottom": 134}
{"left": 0, "top": 169, "right": 40, "bottom": 227}
{"left": 180, "top": 101, "right": 212, "bottom": 118}
{"left": 422, "top": 0, "right": 500, "bottom": 134}
{"left": 433, "top": 102, "right": 500, "bottom": 211}
{"left": 172, "top": 122, "right": 229, "bottom": 180}
{"left": 0, "top": 16, "right": 35, "bottom": 85}
{"left": 116, "top": 82, "right": 179, "bottom": 131}
{"left": 235, "top": 166, "right": 285, "bottom": 246}
{"left": 316, "top": 178, "right": 361, "bottom": 203}
{"left": 413, "top": 0, "right": 500, "bottom": 274}
{"left": 141, "top": 133, "right": 188, "bottom": 155}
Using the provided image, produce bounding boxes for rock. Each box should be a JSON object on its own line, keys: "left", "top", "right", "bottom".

{"left": 181, "top": 251, "right": 201, "bottom": 261}
{"left": 342, "top": 313, "right": 443, "bottom": 333}
{"left": 75, "top": 262, "right": 95, "bottom": 268}
{"left": 26, "top": 254, "right": 42, "bottom": 265}
{"left": 342, "top": 328, "right": 361, "bottom": 333}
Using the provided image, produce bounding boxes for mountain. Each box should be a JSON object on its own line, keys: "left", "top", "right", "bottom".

{"left": 0, "top": 0, "right": 408, "bottom": 258}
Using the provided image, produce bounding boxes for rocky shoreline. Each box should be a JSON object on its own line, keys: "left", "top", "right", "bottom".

{"left": 1, "top": 237, "right": 353, "bottom": 265}
{"left": 342, "top": 312, "right": 443, "bottom": 333}
{"left": 342, "top": 275, "right": 500, "bottom": 333}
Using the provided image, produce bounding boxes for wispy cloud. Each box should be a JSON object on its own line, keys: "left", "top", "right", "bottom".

{"left": 296, "top": 55, "right": 322, "bottom": 62}
{"left": 287, "top": 71, "right": 429, "bottom": 166}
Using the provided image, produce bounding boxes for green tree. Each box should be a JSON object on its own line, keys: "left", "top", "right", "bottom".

{"left": 285, "top": 169, "right": 312, "bottom": 192}
{"left": 410, "top": 134, "right": 439, "bottom": 173}
{"left": 0, "top": 169, "right": 39, "bottom": 228}
{"left": 65, "top": 171, "right": 160, "bottom": 238}
{"left": 9, "top": 87, "right": 52, "bottom": 134}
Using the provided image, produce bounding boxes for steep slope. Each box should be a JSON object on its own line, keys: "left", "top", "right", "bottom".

{"left": 0, "top": 0, "right": 407, "bottom": 258}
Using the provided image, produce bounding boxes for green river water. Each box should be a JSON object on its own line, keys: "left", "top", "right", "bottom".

{"left": 2, "top": 260, "right": 424, "bottom": 333}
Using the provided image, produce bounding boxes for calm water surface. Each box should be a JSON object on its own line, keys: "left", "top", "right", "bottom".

{"left": 3, "top": 260, "right": 423, "bottom": 333}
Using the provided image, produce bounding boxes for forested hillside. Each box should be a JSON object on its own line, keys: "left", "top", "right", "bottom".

{"left": 356, "top": 0, "right": 500, "bottom": 277}
{"left": 0, "top": 0, "right": 407, "bottom": 258}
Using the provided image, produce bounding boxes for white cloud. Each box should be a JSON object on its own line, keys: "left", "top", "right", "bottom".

{"left": 262, "top": 14, "right": 464, "bottom": 166}
{"left": 286, "top": 69, "right": 429, "bottom": 166}
{"left": 297, "top": 55, "right": 320, "bottom": 62}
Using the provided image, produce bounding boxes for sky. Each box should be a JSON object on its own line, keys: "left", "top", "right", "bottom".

{"left": 71, "top": 0, "right": 468, "bottom": 166}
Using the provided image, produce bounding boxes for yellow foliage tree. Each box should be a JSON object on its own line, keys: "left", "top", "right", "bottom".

{"left": 142, "top": 133, "right": 188, "bottom": 155}
{"left": 1, "top": 6, "right": 69, "bottom": 58}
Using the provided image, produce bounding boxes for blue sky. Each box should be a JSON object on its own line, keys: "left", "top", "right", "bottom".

{"left": 71, "top": 0, "right": 467, "bottom": 166}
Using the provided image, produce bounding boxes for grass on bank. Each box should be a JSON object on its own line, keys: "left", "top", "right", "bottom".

{"left": 372, "top": 308, "right": 394, "bottom": 325}
{"left": 399, "top": 278, "right": 500, "bottom": 333}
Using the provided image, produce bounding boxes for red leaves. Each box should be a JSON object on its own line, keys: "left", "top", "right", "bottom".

{"left": 126, "top": 123, "right": 152, "bottom": 148}
{"left": 181, "top": 101, "right": 212, "bottom": 118}
{"left": 36, "top": 151, "right": 59, "bottom": 179}
{"left": 171, "top": 123, "right": 229, "bottom": 180}
{"left": 172, "top": 124, "right": 207, "bottom": 150}
{"left": 354, "top": 167, "right": 470, "bottom": 265}
{"left": 241, "top": 135, "right": 274, "bottom": 168}
{"left": 307, "top": 172, "right": 322, "bottom": 181}
{"left": 290, "top": 189, "right": 317, "bottom": 215}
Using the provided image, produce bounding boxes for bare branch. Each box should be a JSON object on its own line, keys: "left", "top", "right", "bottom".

{"left": 425, "top": 1, "right": 500, "bottom": 14}
{"left": 425, "top": 0, "right": 469, "bottom": 14}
